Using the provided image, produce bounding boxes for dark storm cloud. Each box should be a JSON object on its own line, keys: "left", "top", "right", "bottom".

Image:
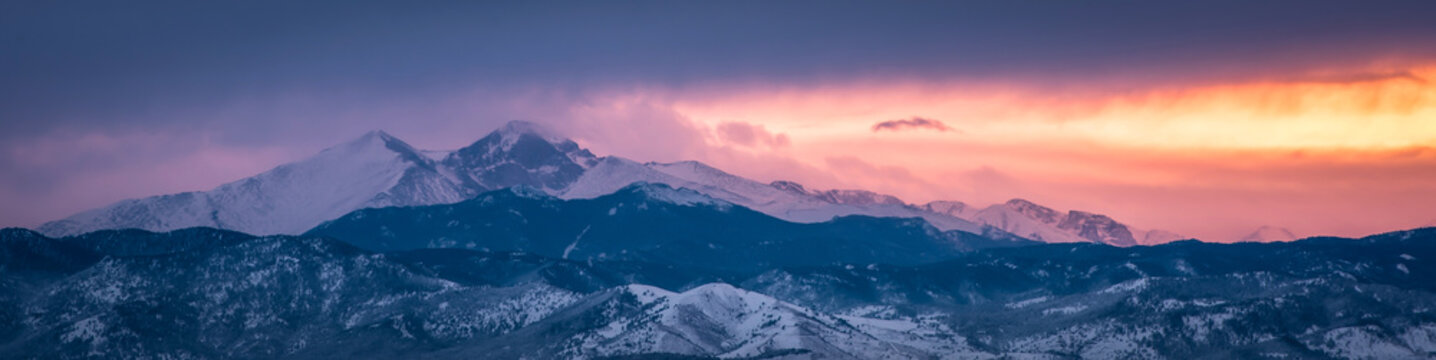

{"left": 3, "top": 0, "right": 1436, "bottom": 227}
{"left": 3, "top": 0, "right": 1436, "bottom": 143}
{"left": 872, "top": 117, "right": 954, "bottom": 133}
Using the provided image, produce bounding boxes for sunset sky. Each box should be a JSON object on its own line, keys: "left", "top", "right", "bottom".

{"left": 3, "top": 1, "right": 1435, "bottom": 241}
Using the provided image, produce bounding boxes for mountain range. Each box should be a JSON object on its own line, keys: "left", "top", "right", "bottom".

{"left": 3, "top": 226, "right": 1433, "bottom": 359}
{"left": 38, "top": 121, "right": 1183, "bottom": 247}
{"left": 37, "top": 122, "right": 597, "bottom": 238}
{"left": 304, "top": 183, "right": 1031, "bottom": 272}
{"left": 18, "top": 121, "right": 1429, "bottom": 358}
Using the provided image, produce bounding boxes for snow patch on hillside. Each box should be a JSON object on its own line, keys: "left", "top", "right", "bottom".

{"left": 570, "top": 282, "right": 986, "bottom": 359}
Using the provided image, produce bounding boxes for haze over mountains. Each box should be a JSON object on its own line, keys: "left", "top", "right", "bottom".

{"left": 40, "top": 121, "right": 1188, "bottom": 246}
{"left": 1241, "top": 226, "right": 1301, "bottom": 243}
{"left": 7, "top": 121, "right": 1436, "bottom": 359}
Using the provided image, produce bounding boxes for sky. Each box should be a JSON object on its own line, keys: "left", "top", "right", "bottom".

{"left": 3, "top": 0, "right": 1436, "bottom": 241}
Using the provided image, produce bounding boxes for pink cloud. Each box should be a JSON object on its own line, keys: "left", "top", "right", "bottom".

{"left": 8, "top": 65, "right": 1436, "bottom": 246}
{"left": 716, "top": 121, "right": 790, "bottom": 149}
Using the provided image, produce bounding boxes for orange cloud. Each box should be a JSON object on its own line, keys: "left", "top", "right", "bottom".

{"left": 573, "top": 63, "right": 1436, "bottom": 241}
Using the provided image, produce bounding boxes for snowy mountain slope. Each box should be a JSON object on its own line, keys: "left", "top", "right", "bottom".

{"left": 36, "top": 121, "right": 604, "bottom": 238}
{"left": 923, "top": 198, "right": 1182, "bottom": 247}
{"left": 741, "top": 228, "right": 1436, "bottom": 359}
{"left": 557, "top": 157, "right": 697, "bottom": 199}
{"left": 0, "top": 228, "right": 990, "bottom": 359}
{"left": 970, "top": 201, "right": 1092, "bottom": 244}
{"left": 746, "top": 233, "right": 1436, "bottom": 313}
{"left": 560, "top": 158, "right": 988, "bottom": 234}
{"left": 0, "top": 229, "right": 586, "bottom": 359}
{"left": 5, "top": 226, "right": 1435, "bottom": 359}
{"left": 38, "top": 131, "right": 474, "bottom": 237}
{"left": 921, "top": 200, "right": 981, "bottom": 220}
{"left": 1239, "top": 225, "right": 1299, "bottom": 243}
{"left": 39, "top": 119, "right": 1182, "bottom": 246}
{"left": 468, "top": 283, "right": 987, "bottom": 360}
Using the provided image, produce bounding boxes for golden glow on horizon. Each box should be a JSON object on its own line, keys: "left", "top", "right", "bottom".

{"left": 668, "top": 66, "right": 1436, "bottom": 152}
{"left": 573, "top": 64, "right": 1436, "bottom": 241}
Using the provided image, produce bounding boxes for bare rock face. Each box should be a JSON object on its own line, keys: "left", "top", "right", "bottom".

{"left": 441, "top": 120, "right": 598, "bottom": 193}
{"left": 1058, "top": 210, "right": 1138, "bottom": 247}
{"left": 1004, "top": 199, "right": 1064, "bottom": 224}
{"left": 988, "top": 199, "right": 1139, "bottom": 246}
{"left": 812, "top": 189, "right": 908, "bottom": 206}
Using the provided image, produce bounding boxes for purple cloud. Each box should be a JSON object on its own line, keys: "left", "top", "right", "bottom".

{"left": 717, "top": 121, "right": 790, "bottom": 148}
{"left": 871, "top": 117, "right": 955, "bottom": 133}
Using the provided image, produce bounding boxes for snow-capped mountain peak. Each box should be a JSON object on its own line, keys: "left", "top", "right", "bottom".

{"left": 37, "top": 123, "right": 603, "bottom": 237}
{"left": 921, "top": 198, "right": 1159, "bottom": 246}
{"left": 814, "top": 189, "right": 907, "bottom": 206}
{"left": 354, "top": 129, "right": 399, "bottom": 144}
{"left": 493, "top": 120, "right": 572, "bottom": 146}
{"left": 1004, "top": 198, "right": 1063, "bottom": 224}
{"left": 927, "top": 198, "right": 1185, "bottom": 246}
{"left": 1130, "top": 227, "right": 1188, "bottom": 245}
{"left": 323, "top": 130, "right": 433, "bottom": 167}
{"left": 1240, "top": 226, "right": 1299, "bottom": 243}
{"left": 768, "top": 179, "right": 907, "bottom": 206}
{"left": 39, "top": 120, "right": 1178, "bottom": 247}
{"left": 443, "top": 120, "right": 597, "bottom": 192}
{"left": 1058, "top": 210, "right": 1137, "bottom": 247}
{"left": 768, "top": 180, "right": 808, "bottom": 195}
{"left": 350, "top": 130, "right": 431, "bottom": 161}
{"left": 38, "top": 130, "right": 474, "bottom": 237}
{"left": 922, "top": 200, "right": 976, "bottom": 219}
